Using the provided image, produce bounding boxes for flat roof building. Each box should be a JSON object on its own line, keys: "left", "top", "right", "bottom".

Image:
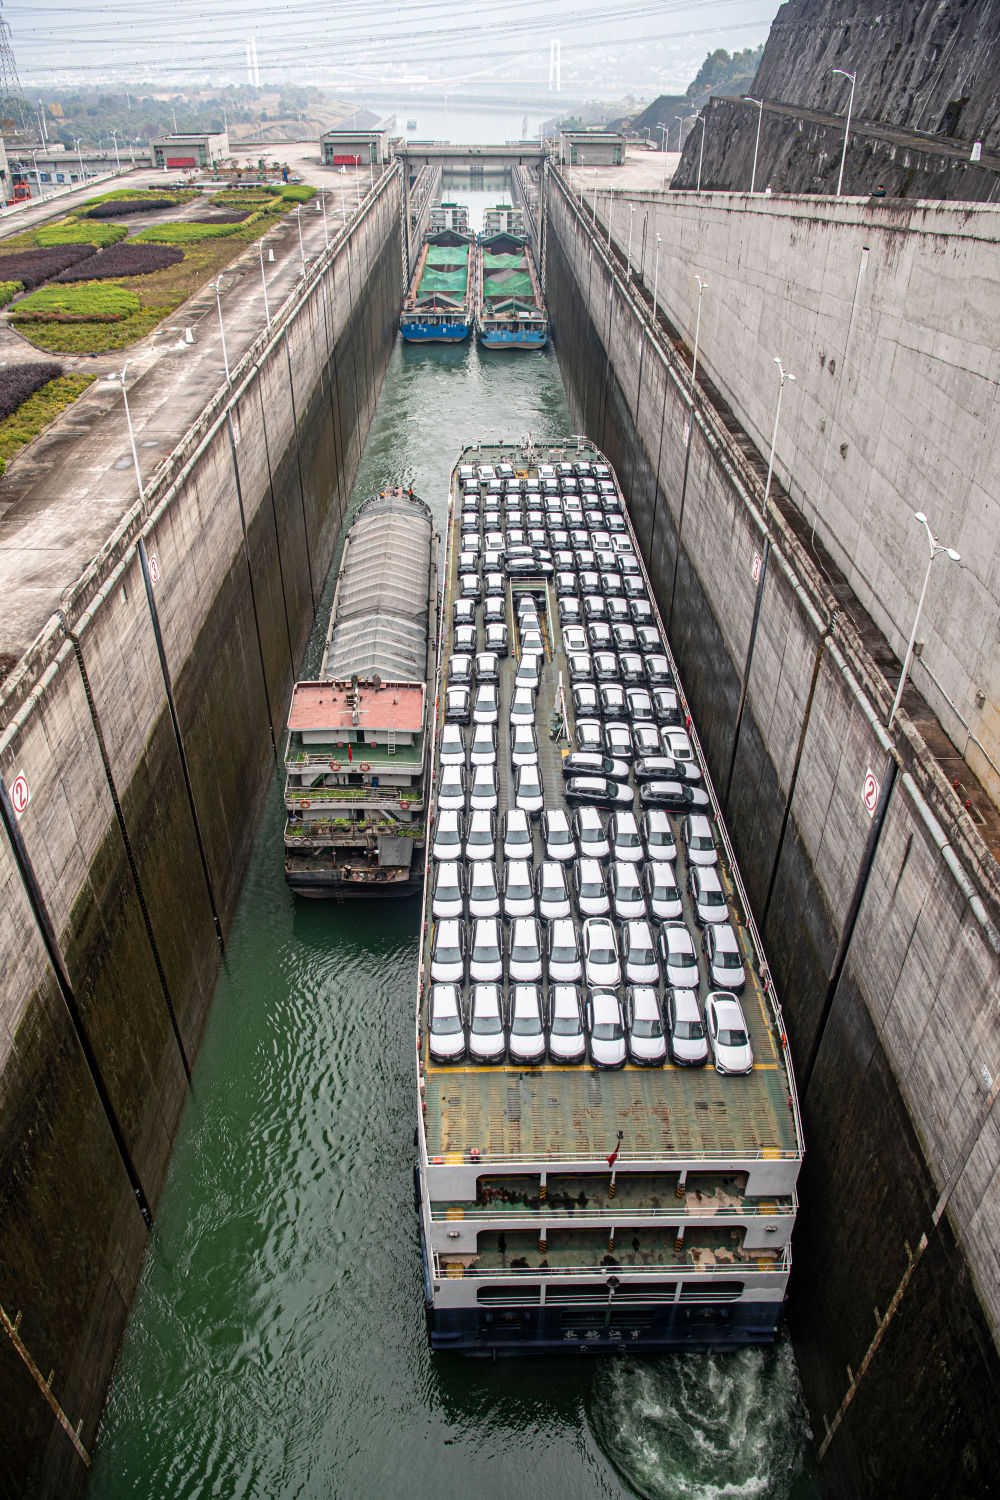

{"left": 558, "top": 130, "right": 625, "bottom": 166}
{"left": 320, "top": 127, "right": 391, "bottom": 167}
{"left": 9, "top": 144, "right": 153, "bottom": 195}
{"left": 150, "top": 131, "right": 229, "bottom": 169}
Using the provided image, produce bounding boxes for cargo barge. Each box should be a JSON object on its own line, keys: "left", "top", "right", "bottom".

{"left": 475, "top": 231, "right": 548, "bottom": 350}
{"left": 401, "top": 227, "right": 475, "bottom": 343}
{"left": 283, "top": 487, "right": 438, "bottom": 897}
{"left": 413, "top": 440, "right": 803, "bottom": 1353}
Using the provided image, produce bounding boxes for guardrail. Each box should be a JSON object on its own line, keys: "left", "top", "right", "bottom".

{"left": 430, "top": 1196, "right": 796, "bottom": 1222}
{"left": 433, "top": 1247, "right": 791, "bottom": 1278}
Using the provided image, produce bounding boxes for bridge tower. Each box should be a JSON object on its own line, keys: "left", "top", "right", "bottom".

{"left": 548, "top": 39, "right": 562, "bottom": 93}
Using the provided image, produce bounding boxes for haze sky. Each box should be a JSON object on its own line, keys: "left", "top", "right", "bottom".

{"left": 9, "top": 0, "right": 781, "bottom": 94}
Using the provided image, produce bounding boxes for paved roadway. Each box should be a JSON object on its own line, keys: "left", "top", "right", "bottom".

{"left": 0, "top": 144, "right": 381, "bottom": 659}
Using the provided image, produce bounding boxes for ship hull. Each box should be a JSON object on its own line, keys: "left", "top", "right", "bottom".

{"left": 401, "top": 320, "right": 471, "bottom": 343}
{"left": 477, "top": 327, "right": 548, "bottom": 349}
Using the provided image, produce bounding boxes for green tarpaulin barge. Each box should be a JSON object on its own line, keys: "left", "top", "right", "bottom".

{"left": 401, "top": 226, "right": 475, "bottom": 343}
{"left": 475, "top": 228, "right": 548, "bottom": 350}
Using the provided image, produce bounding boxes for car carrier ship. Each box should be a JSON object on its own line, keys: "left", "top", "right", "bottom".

{"left": 475, "top": 230, "right": 548, "bottom": 350}
{"left": 283, "top": 487, "right": 438, "bottom": 897}
{"left": 401, "top": 226, "right": 475, "bottom": 343}
{"left": 413, "top": 439, "right": 803, "bottom": 1353}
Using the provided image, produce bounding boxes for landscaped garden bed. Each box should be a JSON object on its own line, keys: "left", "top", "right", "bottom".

{"left": 0, "top": 361, "right": 95, "bottom": 473}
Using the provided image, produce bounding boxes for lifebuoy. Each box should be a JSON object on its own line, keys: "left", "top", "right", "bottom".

{"left": 360, "top": 761, "right": 371, "bottom": 772}
{"left": 330, "top": 760, "right": 341, "bottom": 770}
{"left": 301, "top": 799, "right": 311, "bottom": 809}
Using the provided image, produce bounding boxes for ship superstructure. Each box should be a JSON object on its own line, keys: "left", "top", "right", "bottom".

{"left": 401, "top": 227, "right": 475, "bottom": 343}
{"left": 481, "top": 203, "right": 527, "bottom": 236}
{"left": 283, "top": 488, "right": 438, "bottom": 896}
{"left": 413, "top": 440, "right": 803, "bottom": 1352}
{"left": 428, "top": 201, "right": 471, "bottom": 234}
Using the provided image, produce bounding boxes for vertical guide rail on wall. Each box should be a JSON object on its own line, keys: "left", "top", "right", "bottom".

{"left": 723, "top": 534, "right": 771, "bottom": 807}
{"left": 254, "top": 374, "right": 296, "bottom": 679}
{"left": 59, "top": 610, "right": 192, "bottom": 1083}
{"left": 227, "top": 409, "right": 277, "bottom": 762}
{"left": 0, "top": 1305, "right": 91, "bottom": 1467}
{"left": 0, "top": 774, "right": 154, "bottom": 1229}
{"left": 283, "top": 328, "right": 316, "bottom": 611}
{"left": 666, "top": 400, "right": 696, "bottom": 635}
{"left": 138, "top": 536, "right": 225, "bottom": 954}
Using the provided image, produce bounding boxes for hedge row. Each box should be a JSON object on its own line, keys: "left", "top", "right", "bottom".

{"left": 135, "top": 204, "right": 273, "bottom": 244}
{"left": 36, "top": 221, "right": 128, "bottom": 248}
{"left": 0, "top": 372, "right": 95, "bottom": 470}
{"left": 0, "top": 361, "right": 64, "bottom": 421}
{"left": 53, "top": 242, "right": 184, "bottom": 282}
{"left": 0, "top": 281, "right": 21, "bottom": 306}
{"left": 275, "top": 184, "right": 317, "bottom": 203}
{"left": 12, "top": 283, "right": 140, "bottom": 322}
{"left": 86, "top": 197, "right": 176, "bottom": 219}
{"left": 0, "top": 244, "right": 98, "bottom": 289}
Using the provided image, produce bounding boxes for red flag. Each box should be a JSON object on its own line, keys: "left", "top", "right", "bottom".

{"left": 348, "top": 743, "right": 353, "bottom": 762}
{"left": 607, "top": 1142, "right": 620, "bottom": 1169}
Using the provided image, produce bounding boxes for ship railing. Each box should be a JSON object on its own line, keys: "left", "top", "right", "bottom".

{"left": 432, "top": 1247, "right": 792, "bottom": 1279}
{"left": 425, "top": 1147, "right": 802, "bottom": 1166}
{"left": 284, "top": 753, "right": 423, "bottom": 776}
{"left": 286, "top": 786, "right": 424, "bottom": 809}
{"left": 429, "top": 1194, "right": 797, "bottom": 1223}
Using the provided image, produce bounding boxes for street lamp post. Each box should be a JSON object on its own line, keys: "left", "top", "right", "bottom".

{"left": 652, "top": 233, "right": 662, "bottom": 320}
{"left": 106, "top": 362, "right": 144, "bottom": 503}
{"left": 258, "top": 239, "right": 271, "bottom": 328}
{"left": 691, "top": 274, "right": 707, "bottom": 390}
{"left": 887, "top": 513, "right": 960, "bottom": 731}
{"left": 339, "top": 174, "right": 347, "bottom": 222}
{"left": 745, "top": 98, "right": 764, "bottom": 194}
{"left": 73, "top": 136, "right": 85, "bottom": 182}
{"left": 606, "top": 186, "right": 614, "bottom": 249}
{"left": 626, "top": 204, "right": 636, "bottom": 278}
{"left": 674, "top": 115, "right": 684, "bottom": 152}
{"left": 656, "top": 123, "right": 668, "bottom": 153}
{"left": 294, "top": 205, "right": 306, "bottom": 273}
{"left": 763, "top": 357, "right": 795, "bottom": 524}
{"left": 832, "top": 68, "right": 857, "bottom": 197}
{"left": 211, "top": 276, "right": 230, "bottom": 380}
{"left": 316, "top": 189, "right": 329, "bottom": 248}
{"left": 591, "top": 170, "right": 599, "bottom": 222}
{"left": 110, "top": 129, "right": 121, "bottom": 171}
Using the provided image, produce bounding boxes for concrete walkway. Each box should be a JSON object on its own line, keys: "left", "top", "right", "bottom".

{"left": 0, "top": 153, "right": 382, "bottom": 660}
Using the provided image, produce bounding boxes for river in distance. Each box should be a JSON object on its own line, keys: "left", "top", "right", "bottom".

{"left": 88, "top": 194, "right": 822, "bottom": 1499}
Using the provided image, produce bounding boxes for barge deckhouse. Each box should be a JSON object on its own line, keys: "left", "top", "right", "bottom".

{"left": 475, "top": 231, "right": 547, "bottom": 350}
{"left": 401, "top": 227, "right": 475, "bottom": 344}
{"left": 414, "top": 440, "right": 803, "bottom": 1353}
{"left": 283, "top": 487, "right": 438, "bottom": 897}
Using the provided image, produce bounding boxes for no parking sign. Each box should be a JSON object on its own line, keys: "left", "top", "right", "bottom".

{"left": 10, "top": 771, "right": 30, "bottom": 819}
{"left": 862, "top": 767, "right": 880, "bottom": 818}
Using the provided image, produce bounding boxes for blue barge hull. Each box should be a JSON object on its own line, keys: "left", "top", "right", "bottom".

{"left": 401, "top": 321, "right": 471, "bottom": 343}
{"left": 478, "top": 327, "right": 548, "bottom": 350}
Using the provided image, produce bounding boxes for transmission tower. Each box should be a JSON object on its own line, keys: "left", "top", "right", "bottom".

{"left": 0, "top": 1, "right": 28, "bottom": 133}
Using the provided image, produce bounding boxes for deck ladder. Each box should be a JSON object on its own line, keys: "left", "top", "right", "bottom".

{"left": 388, "top": 719, "right": 396, "bottom": 756}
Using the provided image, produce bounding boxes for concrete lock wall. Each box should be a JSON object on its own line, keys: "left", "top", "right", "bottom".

{"left": 592, "top": 187, "right": 1000, "bottom": 808}
{"left": 545, "top": 169, "right": 1000, "bottom": 1497}
{"left": 0, "top": 168, "right": 402, "bottom": 1497}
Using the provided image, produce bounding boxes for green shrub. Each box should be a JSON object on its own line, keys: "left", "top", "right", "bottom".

{"left": 0, "top": 373, "right": 95, "bottom": 466}
{"left": 209, "top": 189, "right": 279, "bottom": 208}
{"left": 12, "top": 282, "right": 141, "bottom": 322}
{"left": 80, "top": 187, "right": 196, "bottom": 210}
{"left": 135, "top": 205, "right": 274, "bottom": 243}
{"left": 0, "top": 280, "right": 22, "bottom": 306}
{"left": 36, "top": 220, "right": 128, "bottom": 248}
{"left": 275, "top": 183, "right": 317, "bottom": 203}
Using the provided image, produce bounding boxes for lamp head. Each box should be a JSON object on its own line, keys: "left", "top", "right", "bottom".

{"left": 946, "top": 548, "right": 961, "bottom": 562}
{"left": 914, "top": 511, "right": 927, "bottom": 524}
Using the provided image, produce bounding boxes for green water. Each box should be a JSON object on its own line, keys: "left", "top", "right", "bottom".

{"left": 88, "top": 336, "right": 820, "bottom": 1500}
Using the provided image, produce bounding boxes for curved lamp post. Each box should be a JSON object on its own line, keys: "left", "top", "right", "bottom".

{"left": 763, "top": 357, "right": 795, "bottom": 523}
{"left": 691, "top": 275, "right": 707, "bottom": 390}
{"left": 744, "top": 98, "right": 764, "bottom": 194}
{"left": 887, "top": 513, "right": 960, "bottom": 730}
{"left": 832, "top": 68, "right": 857, "bottom": 197}
{"left": 210, "top": 276, "right": 230, "bottom": 380}
{"left": 105, "top": 361, "right": 143, "bottom": 502}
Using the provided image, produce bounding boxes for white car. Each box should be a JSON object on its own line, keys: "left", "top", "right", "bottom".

{"left": 469, "top": 916, "right": 504, "bottom": 984}
{"left": 625, "top": 985, "right": 667, "bottom": 1066}
{"left": 467, "top": 862, "right": 500, "bottom": 919}
{"left": 508, "top": 917, "right": 544, "bottom": 982}
{"left": 472, "top": 683, "right": 499, "bottom": 724}
{"left": 573, "top": 805, "right": 610, "bottom": 861}
{"left": 542, "top": 808, "right": 575, "bottom": 864}
{"left": 445, "top": 685, "right": 470, "bottom": 723}
{"left": 508, "top": 983, "right": 546, "bottom": 1064}
{"left": 464, "top": 808, "right": 496, "bottom": 863}
{"left": 583, "top": 917, "right": 620, "bottom": 988}
{"left": 666, "top": 987, "right": 709, "bottom": 1066}
{"left": 689, "top": 865, "right": 728, "bottom": 924}
{"left": 575, "top": 719, "right": 604, "bottom": 754}
{"left": 510, "top": 722, "right": 539, "bottom": 767}
{"left": 428, "top": 983, "right": 466, "bottom": 1063}
{"left": 643, "top": 861, "right": 682, "bottom": 921}
{"left": 683, "top": 813, "right": 718, "bottom": 867}
{"left": 609, "top": 812, "right": 643, "bottom": 866}
{"left": 622, "top": 918, "right": 659, "bottom": 986}
{"left": 468, "top": 982, "right": 506, "bottom": 1064}
{"left": 431, "top": 808, "right": 462, "bottom": 861}
{"left": 586, "top": 989, "right": 626, "bottom": 1069}
{"left": 547, "top": 918, "right": 582, "bottom": 984}
{"left": 469, "top": 722, "right": 498, "bottom": 766}
{"left": 432, "top": 861, "right": 464, "bottom": 920}
{"left": 502, "top": 860, "right": 536, "bottom": 919}
{"left": 642, "top": 809, "right": 677, "bottom": 862}
{"left": 438, "top": 722, "right": 466, "bottom": 766}
{"left": 547, "top": 984, "right": 586, "bottom": 1063}
{"left": 430, "top": 918, "right": 465, "bottom": 984}
{"left": 515, "top": 762, "right": 545, "bottom": 818}
{"left": 509, "top": 686, "right": 537, "bottom": 726}
{"left": 706, "top": 993, "right": 754, "bottom": 1075}
{"left": 659, "top": 921, "right": 700, "bottom": 989}
{"left": 662, "top": 727, "right": 696, "bottom": 764}
{"left": 515, "top": 654, "right": 543, "bottom": 692}
{"left": 469, "top": 762, "right": 498, "bottom": 811}
{"left": 536, "top": 860, "right": 572, "bottom": 921}
{"left": 562, "top": 625, "right": 588, "bottom": 654}
{"left": 574, "top": 857, "right": 610, "bottom": 917}
{"left": 703, "top": 923, "right": 746, "bottom": 991}
{"left": 609, "top": 861, "right": 646, "bottom": 920}
{"left": 437, "top": 762, "right": 466, "bottom": 812}
{"left": 502, "top": 808, "right": 533, "bottom": 861}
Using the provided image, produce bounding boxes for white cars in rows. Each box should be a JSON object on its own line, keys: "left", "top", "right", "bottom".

{"left": 438, "top": 722, "right": 466, "bottom": 766}
{"left": 583, "top": 917, "right": 620, "bottom": 988}
{"left": 609, "top": 861, "right": 645, "bottom": 920}
{"left": 502, "top": 808, "right": 533, "bottom": 861}
{"left": 659, "top": 921, "right": 700, "bottom": 989}
{"left": 586, "top": 989, "right": 626, "bottom": 1068}
{"left": 536, "top": 860, "right": 571, "bottom": 920}
{"left": 547, "top": 984, "right": 586, "bottom": 1063}
{"left": 706, "top": 993, "right": 754, "bottom": 1075}
{"left": 703, "top": 923, "right": 746, "bottom": 991}
{"left": 431, "top": 809, "right": 462, "bottom": 861}
{"left": 508, "top": 984, "right": 546, "bottom": 1065}
{"left": 666, "top": 987, "right": 709, "bottom": 1066}
{"left": 432, "top": 861, "right": 464, "bottom": 919}
{"left": 469, "top": 982, "right": 506, "bottom": 1064}
{"left": 430, "top": 919, "right": 465, "bottom": 984}
{"left": 541, "top": 808, "right": 575, "bottom": 863}
{"left": 683, "top": 813, "right": 717, "bottom": 867}
{"left": 625, "top": 985, "right": 667, "bottom": 1066}
{"left": 469, "top": 917, "right": 504, "bottom": 984}
{"left": 467, "top": 862, "right": 501, "bottom": 919}
{"left": 429, "top": 984, "right": 466, "bottom": 1063}
{"left": 502, "top": 860, "right": 536, "bottom": 919}
{"left": 573, "top": 858, "right": 610, "bottom": 917}
{"left": 643, "top": 861, "right": 682, "bottom": 921}
{"left": 621, "top": 919, "right": 659, "bottom": 986}
{"left": 508, "top": 917, "right": 544, "bottom": 982}
{"left": 547, "top": 918, "right": 583, "bottom": 983}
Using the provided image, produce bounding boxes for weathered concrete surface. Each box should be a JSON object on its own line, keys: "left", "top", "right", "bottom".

{"left": 546, "top": 167, "right": 1000, "bottom": 1497}
{"left": 577, "top": 179, "right": 1000, "bottom": 813}
{"left": 0, "top": 168, "right": 402, "bottom": 1497}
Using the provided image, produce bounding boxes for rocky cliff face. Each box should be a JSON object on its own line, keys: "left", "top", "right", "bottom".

{"left": 752, "top": 0, "right": 1000, "bottom": 151}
